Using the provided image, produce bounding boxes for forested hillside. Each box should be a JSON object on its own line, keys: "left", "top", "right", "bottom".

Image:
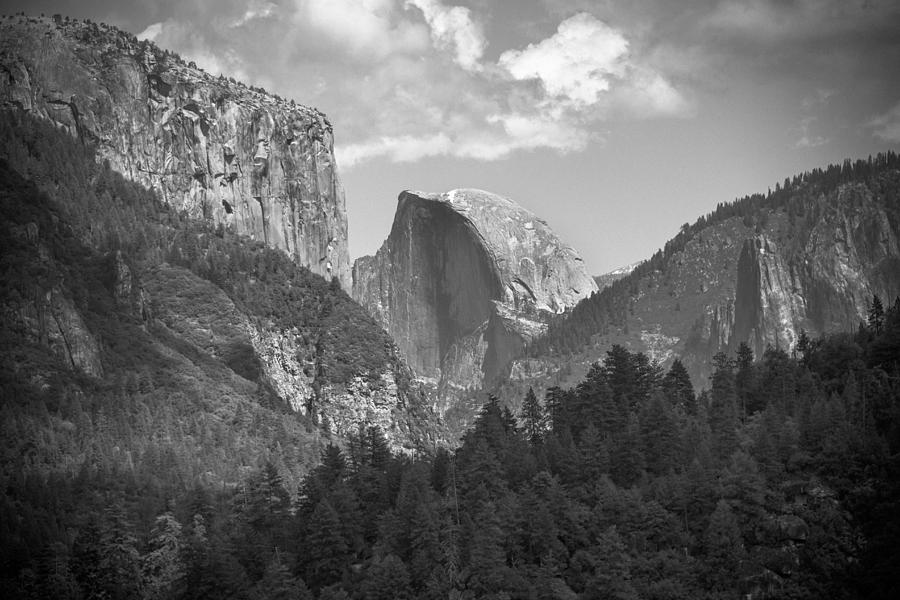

{"left": 0, "top": 111, "right": 435, "bottom": 595}
{"left": 498, "top": 152, "right": 900, "bottom": 409}
{"left": 6, "top": 293, "right": 895, "bottom": 598}
{"left": 532, "top": 151, "right": 900, "bottom": 360}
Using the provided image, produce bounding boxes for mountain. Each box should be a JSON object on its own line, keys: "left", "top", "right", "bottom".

{"left": 501, "top": 154, "right": 900, "bottom": 405}
{"left": 353, "top": 188, "right": 597, "bottom": 427}
{"left": 0, "top": 13, "right": 349, "bottom": 287}
{"left": 594, "top": 261, "right": 640, "bottom": 290}
{"left": 0, "top": 15, "right": 438, "bottom": 463}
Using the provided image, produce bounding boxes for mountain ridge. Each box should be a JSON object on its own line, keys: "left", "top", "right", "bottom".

{"left": 497, "top": 152, "right": 900, "bottom": 406}
{"left": 0, "top": 13, "right": 351, "bottom": 287}
{"left": 353, "top": 187, "right": 597, "bottom": 431}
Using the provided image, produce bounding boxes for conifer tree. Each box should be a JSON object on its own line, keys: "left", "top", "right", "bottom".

{"left": 142, "top": 510, "right": 184, "bottom": 600}
{"left": 361, "top": 554, "right": 412, "bottom": 600}
{"left": 521, "top": 387, "right": 546, "bottom": 446}
{"left": 662, "top": 358, "right": 696, "bottom": 414}
{"left": 611, "top": 413, "right": 645, "bottom": 487}
{"left": 301, "top": 499, "right": 350, "bottom": 590}
{"left": 708, "top": 353, "right": 739, "bottom": 461}
{"left": 640, "top": 392, "right": 678, "bottom": 475}
{"left": 251, "top": 553, "right": 313, "bottom": 600}
{"left": 868, "top": 294, "right": 885, "bottom": 334}
{"left": 702, "top": 500, "right": 746, "bottom": 593}
{"left": 734, "top": 342, "right": 756, "bottom": 416}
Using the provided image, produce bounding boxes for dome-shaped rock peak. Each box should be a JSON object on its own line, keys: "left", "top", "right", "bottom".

{"left": 352, "top": 188, "right": 598, "bottom": 412}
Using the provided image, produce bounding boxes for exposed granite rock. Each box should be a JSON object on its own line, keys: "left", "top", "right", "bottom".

{"left": 0, "top": 15, "right": 349, "bottom": 287}
{"left": 731, "top": 182, "right": 900, "bottom": 357}
{"left": 143, "top": 264, "right": 424, "bottom": 451}
{"left": 353, "top": 188, "right": 597, "bottom": 423}
{"left": 500, "top": 175, "right": 900, "bottom": 402}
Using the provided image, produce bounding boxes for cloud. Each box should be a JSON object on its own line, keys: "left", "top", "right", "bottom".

{"left": 337, "top": 112, "right": 590, "bottom": 167}
{"left": 795, "top": 90, "right": 833, "bottom": 148}
{"left": 499, "top": 13, "right": 628, "bottom": 108}
{"left": 498, "top": 13, "right": 689, "bottom": 119}
{"left": 230, "top": 0, "right": 276, "bottom": 28}
{"left": 137, "top": 19, "right": 248, "bottom": 80}
{"left": 406, "top": 0, "right": 486, "bottom": 71}
{"left": 294, "top": 0, "right": 429, "bottom": 62}
{"left": 136, "top": 21, "right": 162, "bottom": 41}
{"left": 127, "top": 2, "right": 691, "bottom": 168}
{"left": 868, "top": 101, "right": 900, "bottom": 143}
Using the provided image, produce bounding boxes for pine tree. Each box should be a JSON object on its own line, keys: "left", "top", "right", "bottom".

{"left": 361, "top": 554, "right": 412, "bottom": 600}
{"left": 708, "top": 353, "right": 739, "bottom": 461}
{"left": 251, "top": 553, "right": 313, "bottom": 600}
{"left": 578, "top": 422, "right": 611, "bottom": 483}
{"left": 702, "top": 500, "right": 746, "bottom": 593}
{"left": 661, "top": 358, "right": 696, "bottom": 414}
{"left": 640, "top": 392, "right": 678, "bottom": 475}
{"left": 300, "top": 499, "right": 350, "bottom": 590}
{"left": 868, "top": 294, "right": 885, "bottom": 334}
{"left": 142, "top": 510, "right": 184, "bottom": 600}
{"left": 35, "top": 542, "right": 82, "bottom": 600}
{"left": 610, "top": 413, "right": 645, "bottom": 487}
{"left": 587, "top": 526, "right": 639, "bottom": 600}
{"left": 521, "top": 387, "right": 546, "bottom": 446}
{"left": 97, "top": 503, "right": 143, "bottom": 600}
{"left": 465, "top": 501, "right": 521, "bottom": 598}
{"left": 734, "top": 342, "right": 756, "bottom": 416}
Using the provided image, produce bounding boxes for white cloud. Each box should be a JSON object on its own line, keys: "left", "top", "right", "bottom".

{"left": 294, "top": 0, "right": 429, "bottom": 61}
{"left": 336, "top": 112, "right": 591, "bottom": 167}
{"left": 497, "top": 12, "right": 689, "bottom": 120}
{"left": 131, "top": 3, "right": 690, "bottom": 168}
{"left": 868, "top": 101, "right": 900, "bottom": 143}
{"left": 137, "top": 19, "right": 248, "bottom": 79}
{"left": 499, "top": 13, "right": 628, "bottom": 108}
{"left": 794, "top": 89, "right": 832, "bottom": 148}
{"left": 230, "top": 0, "right": 277, "bottom": 28}
{"left": 136, "top": 21, "right": 162, "bottom": 42}
{"left": 405, "top": 0, "right": 487, "bottom": 72}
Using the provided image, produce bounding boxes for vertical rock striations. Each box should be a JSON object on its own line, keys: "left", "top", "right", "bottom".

{"left": 502, "top": 170, "right": 900, "bottom": 402}
{"left": 0, "top": 15, "right": 349, "bottom": 286}
{"left": 353, "top": 188, "right": 597, "bottom": 417}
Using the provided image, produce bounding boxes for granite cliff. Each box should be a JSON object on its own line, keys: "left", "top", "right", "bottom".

{"left": 501, "top": 157, "right": 900, "bottom": 405}
{"left": 0, "top": 14, "right": 349, "bottom": 286}
{"left": 353, "top": 188, "right": 597, "bottom": 422}
{"left": 0, "top": 16, "right": 432, "bottom": 452}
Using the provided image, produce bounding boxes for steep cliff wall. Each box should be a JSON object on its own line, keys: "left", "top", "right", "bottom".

{"left": 0, "top": 15, "right": 349, "bottom": 286}
{"left": 0, "top": 99, "right": 435, "bottom": 454}
{"left": 501, "top": 166, "right": 900, "bottom": 403}
{"left": 353, "top": 188, "right": 597, "bottom": 415}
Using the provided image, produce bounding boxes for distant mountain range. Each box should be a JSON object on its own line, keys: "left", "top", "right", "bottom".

{"left": 594, "top": 262, "right": 641, "bottom": 290}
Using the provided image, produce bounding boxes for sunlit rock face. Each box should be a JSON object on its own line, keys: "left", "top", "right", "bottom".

{"left": 353, "top": 189, "right": 597, "bottom": 412}
{"left": 0, "top": 16, "right": 349, "bottom": 287}
{"left": 733, "top": 184, "right": 900, "bottom": 354}
{"left": 499, "top": 176, "right": 900, "bottom": 406}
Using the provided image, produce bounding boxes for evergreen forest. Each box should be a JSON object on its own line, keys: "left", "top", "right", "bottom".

{"left": 2, "top": 97, "right": 900, "bottom": 600}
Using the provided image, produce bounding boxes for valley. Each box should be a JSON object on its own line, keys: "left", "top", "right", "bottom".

{"left": 0, "top": 11, "right": 899, "bottom": 600}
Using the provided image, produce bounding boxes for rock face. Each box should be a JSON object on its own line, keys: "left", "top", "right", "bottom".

{"left": 500, "top": 171, "right": 900, "bottom": 402}
{"left": 731, "top": 183, "right": 900, "bottom": 356}
{"left": 0, "top": 15, "right": 349, "bottom": 287}
{"left": 143, "top": 265, "right": 422, "bottom": 448}
{"left": 353, "top": 188, "right": 597, "bottom": 412}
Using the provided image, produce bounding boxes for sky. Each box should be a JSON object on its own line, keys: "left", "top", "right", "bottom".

{"left": 7, "top": 0, "right": 900, "bottom": 274}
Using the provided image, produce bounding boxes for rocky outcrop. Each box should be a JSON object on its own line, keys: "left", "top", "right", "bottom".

{"left": 143, "top": 264, "right": 424, "bottom": 450}
{"left": 500, "top": 172, "right": 900, "bottom": 401}
{"left": 0, "top": 15, "right": 349, "bottom": 287}
{"left": 353, "top": 188, "right": 597, "bottom": 414}
{"left": 732, "top": 182, "right": 900, "bottom": 356}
